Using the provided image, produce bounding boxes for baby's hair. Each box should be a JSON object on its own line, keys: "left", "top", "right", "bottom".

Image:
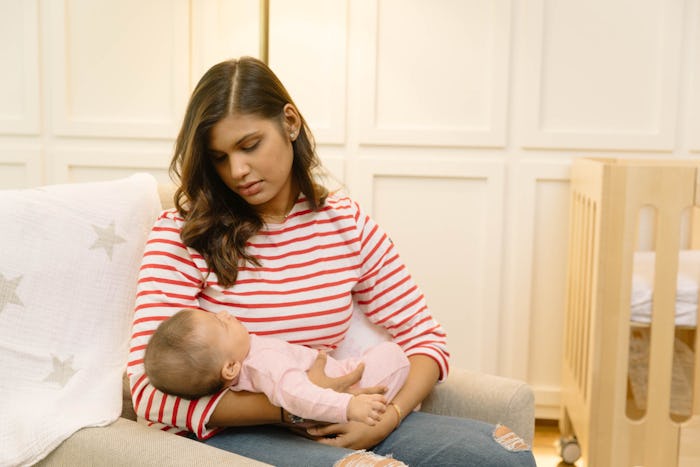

{"left": 144, "top": 309, "right": 225, "bottom": 399}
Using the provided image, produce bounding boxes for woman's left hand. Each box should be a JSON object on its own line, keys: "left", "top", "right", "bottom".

{"left": 306, "top": 414, "right": 397, "bottom": 450}
{"left": 306, "top": 354, "right": 438, "bottom": 449}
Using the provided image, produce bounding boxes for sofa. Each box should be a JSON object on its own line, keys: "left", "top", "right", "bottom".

{"left": 0, "top": 175, "right": 534, "bottom": 466}
{"left": 36, "top": 367, "right": 535, "bottom": 466}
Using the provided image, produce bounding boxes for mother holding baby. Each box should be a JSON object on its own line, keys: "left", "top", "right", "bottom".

{"left": 128, "top": 56, "right": 535, "bottom": 466}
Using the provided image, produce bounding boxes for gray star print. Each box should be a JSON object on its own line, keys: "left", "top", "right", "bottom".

{"left": 43, "top": 355, "right": 77, "bottom": 387}
{"left": 0, "top": 273, "right": 23, "bottom": 314}
{"left": 89, "top": 221, "right": 127, "bottom": 260}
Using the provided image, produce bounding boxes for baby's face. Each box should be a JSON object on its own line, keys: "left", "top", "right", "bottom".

{"left": 192, "top": 310, "right": 251, "bottom": 363}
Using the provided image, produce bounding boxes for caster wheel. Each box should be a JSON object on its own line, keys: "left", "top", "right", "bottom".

{"left": 559, "top": 436, "right": 581, "bottom": 464}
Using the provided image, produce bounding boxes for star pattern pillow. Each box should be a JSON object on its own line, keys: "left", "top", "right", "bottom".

{"left": 0, "top": 174, "right": 161, "bottom": 466}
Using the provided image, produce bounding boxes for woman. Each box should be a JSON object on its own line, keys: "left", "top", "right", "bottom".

{"left": 128, "top": 56, "right": 535, "bottom": 466}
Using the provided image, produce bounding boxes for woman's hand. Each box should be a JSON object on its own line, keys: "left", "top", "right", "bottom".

{"left": 307, "top": 351, "right": 387, "bottom": 395}
{"left": 305, "top": 355, "right": 441, "bottom": 449}
{"left": 306, "top": 413, "right": 398, "bottom": 450}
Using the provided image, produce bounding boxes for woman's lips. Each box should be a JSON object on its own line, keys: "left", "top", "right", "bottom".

{"left": 238, "top": 180, "right": 262, "bottom": 197}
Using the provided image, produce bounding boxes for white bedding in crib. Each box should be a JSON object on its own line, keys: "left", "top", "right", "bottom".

{"left": 631, "top": 250, "right": 700, "bottom": 327}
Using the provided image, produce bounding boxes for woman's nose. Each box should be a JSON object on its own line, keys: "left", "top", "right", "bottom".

{"left": 227, "top": 154, "right": 250, "bottom": 179}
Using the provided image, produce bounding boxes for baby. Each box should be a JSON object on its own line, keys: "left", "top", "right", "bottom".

{"left": 144, "top": 308, "right": 410, "bottom": 426}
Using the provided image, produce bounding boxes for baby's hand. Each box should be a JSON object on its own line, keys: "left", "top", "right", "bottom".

{"left": 346, "top": 394, "right": 387, "bottom": 426}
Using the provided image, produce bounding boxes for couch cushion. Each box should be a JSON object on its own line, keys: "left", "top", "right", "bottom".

{"left": 0, "top": 174, "right": 161, "bottom": 466}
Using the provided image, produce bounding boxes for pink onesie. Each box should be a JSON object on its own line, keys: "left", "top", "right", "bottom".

{"left": 231, "top": 335, "right": 410, "bottom": 423}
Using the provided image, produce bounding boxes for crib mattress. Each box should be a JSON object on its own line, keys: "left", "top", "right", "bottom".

{"left": 631, "top": 250, "right": 700, "bottom": 327}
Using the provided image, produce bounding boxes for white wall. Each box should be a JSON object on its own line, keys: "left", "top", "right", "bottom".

{"left": 1, "top": 0, "right": 698, "bottom": 418}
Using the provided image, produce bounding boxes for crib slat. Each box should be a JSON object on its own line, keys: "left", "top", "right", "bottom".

{"left": 679, "top": 417, "right": 700, "bottom": 466}
{"left": 627, "top": 166, "right": 688, "bottom": 466}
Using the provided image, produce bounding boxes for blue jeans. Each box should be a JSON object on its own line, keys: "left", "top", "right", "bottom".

{"left": 198, "top": 411, "right": 536, "bottom": 466}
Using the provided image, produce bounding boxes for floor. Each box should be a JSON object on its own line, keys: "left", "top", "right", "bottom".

{"left": 532, "top": 419, "right": 583, "bottom": 467}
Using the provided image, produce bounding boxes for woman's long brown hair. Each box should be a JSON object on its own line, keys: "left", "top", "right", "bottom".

{"left": 170, "top": 57, "right": 327, "bottom": 288}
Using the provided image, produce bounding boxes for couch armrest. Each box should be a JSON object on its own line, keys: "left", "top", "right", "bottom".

{"left": 36, "top": 418, "right": 271, "bottom": 466}
{"left": 420, "top": 368, "right": 535, "bottom": 446}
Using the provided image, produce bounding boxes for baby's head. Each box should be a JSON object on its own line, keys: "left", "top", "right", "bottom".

{"left": 144, "top": 308, "right": 250, "bottom": 399}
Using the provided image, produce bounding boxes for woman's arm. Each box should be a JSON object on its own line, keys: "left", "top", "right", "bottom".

{"left": 302, "top": 202, "right": 447, "bottom": 448}
{"left": 350, "top": 202, "right": 449, "bottom": 380}
{"left": 208, "top": 391, "right": 280, "bottom": 426}
{"left": 307, "top": 355, "right": 439, "bottom": 449}
{"left": 129, "top": 211, "right": 247, "bottom": 438}
{"left": 390, "top": 354, "right": 440, "bottom": 419}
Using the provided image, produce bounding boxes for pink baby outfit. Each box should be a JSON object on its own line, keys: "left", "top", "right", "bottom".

{"left": 232, "top": 335, "right": 410, "bottom": 423}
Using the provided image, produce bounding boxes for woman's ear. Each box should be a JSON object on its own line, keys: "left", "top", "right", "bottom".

{"left": 221, "top": 360, "right": 241, "bottom": 383}
{"left": 283, "top": 103, "right": 301, "bottom": 138}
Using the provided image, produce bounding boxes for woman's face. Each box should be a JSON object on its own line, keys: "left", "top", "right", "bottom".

{"left": 207, "top": 107, "right": 300, "bottom": 220}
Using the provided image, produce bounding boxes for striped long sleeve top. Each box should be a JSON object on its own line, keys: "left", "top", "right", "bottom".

{"left": 128, "top": 193, "right": 449, "bottom": 439}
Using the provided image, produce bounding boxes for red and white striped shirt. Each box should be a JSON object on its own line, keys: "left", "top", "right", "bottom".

{"left": 128, "top": 194, "right": 449, "bottom": 439}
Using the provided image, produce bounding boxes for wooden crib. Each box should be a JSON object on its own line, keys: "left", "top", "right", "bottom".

{"left": 561, "top": 158, "right": 700, "bottom": 466}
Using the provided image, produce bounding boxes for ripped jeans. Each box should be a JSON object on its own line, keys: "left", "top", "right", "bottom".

{"left": 197, "top": 411, "right": 536, "bottom": 467}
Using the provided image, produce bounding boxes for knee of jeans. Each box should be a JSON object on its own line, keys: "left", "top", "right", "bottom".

{"left": 492, "top": 424, "right": 530, "bottom": 452}
{"left": 333, "top": 450, "right": 407, "bottom": 467}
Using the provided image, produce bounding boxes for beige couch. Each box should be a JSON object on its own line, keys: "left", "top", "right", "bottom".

{"left": 36, "top": 184, "right": 535, "bottom": 466}
{"left": 38, "top": 370, "right": 535, "bottom": 466}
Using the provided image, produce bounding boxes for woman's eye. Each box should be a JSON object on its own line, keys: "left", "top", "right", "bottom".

{"left": 242, "top": 141, "right": 259, "bottom": 152}
{"left": 211, "top": 153, "right": 227, "bottom": 163}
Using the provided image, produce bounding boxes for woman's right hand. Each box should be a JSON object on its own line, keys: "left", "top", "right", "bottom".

{"left": 306, "top": 351, "right": 387, "bottom": 395}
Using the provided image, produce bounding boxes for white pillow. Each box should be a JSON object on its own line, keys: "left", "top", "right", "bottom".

{"left": 0, "top": 174, "right": 161, "bottom": 466}
{"left": 331, "top": 302, "right": 392, "bottom": 360}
